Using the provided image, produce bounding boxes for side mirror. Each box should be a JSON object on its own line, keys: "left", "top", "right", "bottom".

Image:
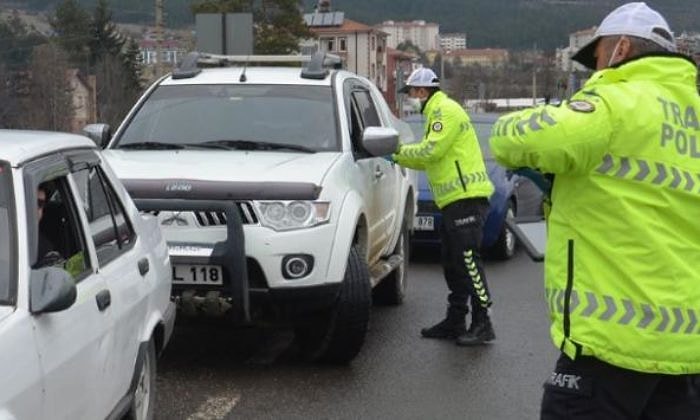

{"left": 82, "top": 124, "right": 112, "bottom": 149}
{"left": 361, "top": 127, "right": 399, "bottom": 158}
{"left": 30, "top": 267, "right": 77, "bottom": 314}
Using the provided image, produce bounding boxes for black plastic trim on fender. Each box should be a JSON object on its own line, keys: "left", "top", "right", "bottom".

{"left": 123, "top": 179, "right": 322, "bottom": 201}
{"left": 134, "top": 198, "right": 249, "bottom": 322}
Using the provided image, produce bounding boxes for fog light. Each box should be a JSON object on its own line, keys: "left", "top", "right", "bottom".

{"left": 282, "top": 255, "right": 314, "bottom": 279}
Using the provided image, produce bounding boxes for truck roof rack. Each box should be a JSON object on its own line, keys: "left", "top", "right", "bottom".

{"left": 171, "top": 51, "right": 343, "bottom": 80}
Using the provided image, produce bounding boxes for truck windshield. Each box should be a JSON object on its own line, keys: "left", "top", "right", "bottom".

{"left": 0, "top": 161, "right": 15, "bottom": 305}
{"left": 115, "top": 84, "right": 340, "bottom": 152}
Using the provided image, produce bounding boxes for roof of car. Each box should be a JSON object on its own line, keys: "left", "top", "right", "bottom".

{"left": 160, "top": 66, "right": 338, "bottom": 87}
{"left": 0, "top": 130, "right": 96, "bottom": 166}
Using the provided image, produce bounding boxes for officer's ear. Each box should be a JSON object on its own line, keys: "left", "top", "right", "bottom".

{"left": 616, "top": 36, "right": 633, "bottom": 62}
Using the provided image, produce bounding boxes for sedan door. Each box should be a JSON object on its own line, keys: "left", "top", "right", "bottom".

{"left": 70, "top": 162, "right": 148, "bottom": 409}
{"left": 23, "top": 163, "right": 114, "bottom": 420}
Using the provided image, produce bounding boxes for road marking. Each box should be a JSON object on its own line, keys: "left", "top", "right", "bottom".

{"left": 186, "top": 392, "right": 241, "bottom": 420}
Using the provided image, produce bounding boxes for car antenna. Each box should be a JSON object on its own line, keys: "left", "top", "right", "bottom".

{"left": 239, "top": 56, "right": 249, "bottom": 82}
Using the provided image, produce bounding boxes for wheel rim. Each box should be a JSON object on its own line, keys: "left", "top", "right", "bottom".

{"left": 504, "top": 208, "right": 516, "bottom": 256}
{"left": 133, "top": 353, "right": 151, "bottom": 420}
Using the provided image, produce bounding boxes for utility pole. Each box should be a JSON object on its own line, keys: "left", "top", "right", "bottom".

{"left": 155, "top": 0, "right": 164, "bottom": 78}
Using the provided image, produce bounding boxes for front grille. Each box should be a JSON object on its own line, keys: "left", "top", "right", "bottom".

{"left": 195, "top": 202, "right": 258, "bottom": 226}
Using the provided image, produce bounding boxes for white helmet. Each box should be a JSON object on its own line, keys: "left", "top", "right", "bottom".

{"left": 572, "top": 2, "right": 676, "bottom": 69}
{"left": 399, "top": 67, "right": 440, "bottom": 93}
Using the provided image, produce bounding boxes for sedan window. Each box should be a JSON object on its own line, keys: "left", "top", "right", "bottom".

{"left": 0, "top": 162, "right": 14, "bottom": 305}
{"left": 115, "top": 84, "right": 340, "bottom": 152}
{"left": 72, "top": 167, "right": 135, "bottom": 266}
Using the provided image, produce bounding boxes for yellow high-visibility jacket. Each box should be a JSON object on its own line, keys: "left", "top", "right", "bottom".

{"left": 490, "top": 55, "right": 700, "bottom": 374}
{"left": 394, "top": 91, "right": 493, "bottom": 209}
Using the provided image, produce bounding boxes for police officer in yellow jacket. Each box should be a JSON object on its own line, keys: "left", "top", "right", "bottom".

{"left": 490, "top": 2, "right": 700, "bottom": 418}
{"left": 393, "top": 67, "right": 496, "bottom": 346}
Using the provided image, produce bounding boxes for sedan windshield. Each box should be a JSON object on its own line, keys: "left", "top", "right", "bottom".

{"left": 116, "top": 84, "right": 339, "bottom": 152}
{"left": 0, "top": 162, "right": 15, "bottom": 305}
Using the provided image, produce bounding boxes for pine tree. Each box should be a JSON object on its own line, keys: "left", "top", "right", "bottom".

{"left": 89, "top": 0, "right": 126, "bottom": 67}
{"left": 0, "top": 13, "right": 47, "bottom": 70}
{"left": 49, "top": 0, "right": 91, "bottom": 69}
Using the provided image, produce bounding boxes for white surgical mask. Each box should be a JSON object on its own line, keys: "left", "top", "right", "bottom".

{"left": 406, "top": 97, "right": 422, "bottom": 112}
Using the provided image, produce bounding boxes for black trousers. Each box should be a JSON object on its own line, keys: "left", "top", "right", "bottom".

{"left": 439, "top": 197, "right": 492, "bottom": 316}
{"left": 541, "top": 353, "right": 700, "bottom": 420}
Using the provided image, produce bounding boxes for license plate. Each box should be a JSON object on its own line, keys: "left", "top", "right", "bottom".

{"left": 172, "top": 264, "right": 223, "bottom": 285}
{"left": 414, "top": 216, "right": 435, "bottom": 231}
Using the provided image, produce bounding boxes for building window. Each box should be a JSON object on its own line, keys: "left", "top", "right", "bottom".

{"left": 320, "top": 37, "right": 335, "bottom": 52}
{"left": 371, "top": 36, "right": 375, "bottom": 51}
{"left": 338, "top": 37, "right": 347, "bottom": 52}
{"left": 371, "top": 63, "right": 375, "bottom": 79}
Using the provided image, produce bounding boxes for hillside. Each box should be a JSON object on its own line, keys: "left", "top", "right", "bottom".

{"left": 13, "top": 0, "right": 700, "bottom": 50}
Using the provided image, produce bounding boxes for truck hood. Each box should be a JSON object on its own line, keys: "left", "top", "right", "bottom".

{"left": 103, "top": 150, "right": 340, "bottom": 185}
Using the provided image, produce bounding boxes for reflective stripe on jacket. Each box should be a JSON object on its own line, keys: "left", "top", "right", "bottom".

{"left": 394, "top": 91, "right": 494, "bottom": 208}
{"left": 490, "top": 54, "right": 700, "bottom": 374}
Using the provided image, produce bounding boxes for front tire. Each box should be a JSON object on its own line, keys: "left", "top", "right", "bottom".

{"left": 296, "top": 246, "right": 371, "bottom": 364}
{"left": 128, "top": 339, "right": 156, "bottom": 420}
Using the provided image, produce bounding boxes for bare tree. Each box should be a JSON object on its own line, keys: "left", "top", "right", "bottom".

{"left": 22, "top": 43, "right": 74, "bottom": 131}
{"left": 95, "top": 54, "right": 140, "bottom": 128}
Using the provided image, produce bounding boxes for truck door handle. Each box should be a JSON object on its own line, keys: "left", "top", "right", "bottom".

{"left": 96, "top": 289, "right": 111, "bottom": 312}
{"left": 138, "top": 258, "right": 150, "bottom": 276}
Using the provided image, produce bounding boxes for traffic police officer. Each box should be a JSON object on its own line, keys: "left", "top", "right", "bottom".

{"left": 393, "top": 67, "right": 496, "bottom": 346}
{"left": 490, "top": 3, "right": 700, "bottom": 417}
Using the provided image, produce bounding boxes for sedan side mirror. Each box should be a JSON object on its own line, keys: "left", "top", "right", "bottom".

{"left": 30, "top": 267, "right": 77, "bottom": 314}
{"left": 361, "top": 127, "right": 399, "bottom": 157}
{"left": 82, "top": 124, "right": 112, "bottom": 149}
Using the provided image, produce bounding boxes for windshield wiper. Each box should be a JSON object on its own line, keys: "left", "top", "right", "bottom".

{"left": 198, "top": 140, "right": 316, "bottom": 153}
{"left": 117, "top": 142, "right": 186, "bottom": 150}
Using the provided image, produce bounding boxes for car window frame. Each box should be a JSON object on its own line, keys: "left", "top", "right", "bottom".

{"left": 0, "top": 160, "right": 17, "bottom": 306}
{"left": 22, "top": 154, "right": 95, "bottom": 283}
{"left": 70, "top": 163, "right": 137, "bottom": 268}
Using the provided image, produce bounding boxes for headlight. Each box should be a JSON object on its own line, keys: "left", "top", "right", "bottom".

{"left": 254, "top": 201, "right": 330, "bottom": 231}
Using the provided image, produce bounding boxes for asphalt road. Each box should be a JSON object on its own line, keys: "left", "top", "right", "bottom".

{"left": 154, "top": 249, "right": 557, "bottom": 420}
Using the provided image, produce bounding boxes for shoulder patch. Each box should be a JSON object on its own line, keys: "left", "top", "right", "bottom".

{"left": 432, "top": 122, "right": 443, "bottom": 132}
{"left": 568, "top": 100, "right": 595, "bottom": 113}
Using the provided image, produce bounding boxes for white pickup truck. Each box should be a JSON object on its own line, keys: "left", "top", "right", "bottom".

{"left": 87, "top": 52, "right": 416, "bottom": 363}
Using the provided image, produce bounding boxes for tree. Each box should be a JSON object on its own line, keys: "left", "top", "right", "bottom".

{"left": 22, "top": 43, "right": 74, "bottom": 131}
{"left": 89, "top": 0, "right": 126, "bottom": 67}
{"left": 0, "top": 12, "right": 47, "bottom": 71}
{"left": 49, "top": 0, "right": 92, "bottom": 69}
{"left": 94, "top": 53, "right": 140, "bottom": 128}
{"left": 255, "top": 0, "right": 310, "bottom": 54}
{"left": 191, "top": 0, "right": 310, "bottom": 54}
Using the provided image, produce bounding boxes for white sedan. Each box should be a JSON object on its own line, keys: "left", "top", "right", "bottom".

{"left": 0, "top": 130, "right": 175, "bottom": 420}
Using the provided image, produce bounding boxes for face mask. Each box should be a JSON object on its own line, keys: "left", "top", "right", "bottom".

{"left": 406, "top": 97, "right": 422, "bottom": 112}
{"left": 607, "top": 38, "right": 622, "bottom": 68}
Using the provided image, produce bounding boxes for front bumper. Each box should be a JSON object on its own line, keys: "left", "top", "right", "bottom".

{"left": 136, "top": 198, "right": 343, "bottom": 322}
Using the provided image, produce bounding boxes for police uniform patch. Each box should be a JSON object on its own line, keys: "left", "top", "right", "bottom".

{"left": 568, "top": 100, "right": 595, "bottom": 113}
{"left": 432, "top": 122, "right": 443, "bottom": 132}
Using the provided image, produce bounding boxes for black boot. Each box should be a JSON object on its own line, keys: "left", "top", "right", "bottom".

{"left": 456, "top": 312, "right": 495, "bottom": 346}
{"left": 421, "top": 307, "right": 467, "bottom": 339}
